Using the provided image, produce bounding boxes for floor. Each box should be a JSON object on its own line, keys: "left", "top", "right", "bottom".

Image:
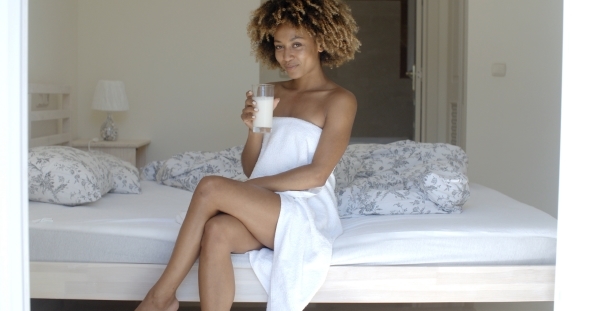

{"left": 31, "top": 300, "right": 476, "bottom": 311}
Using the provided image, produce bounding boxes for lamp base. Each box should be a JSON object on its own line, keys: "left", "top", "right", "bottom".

{"left": 100, "top": 113, "right": 118, "bottom": 141}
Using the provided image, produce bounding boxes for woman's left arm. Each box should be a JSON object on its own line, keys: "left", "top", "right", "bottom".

{"left": 247, "top": 91, "right": 357, "bottom": 191}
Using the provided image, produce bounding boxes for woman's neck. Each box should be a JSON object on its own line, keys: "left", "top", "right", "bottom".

{"left": 288, "top": 67, "right": 331, "bottom": 92}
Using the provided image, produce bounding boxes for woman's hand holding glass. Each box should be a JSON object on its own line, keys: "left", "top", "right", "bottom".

{"left": 241, "top": 90, "right": 256, "bottom": 131}
{"left": 241, "top": 89, "right": 280, "bottom": 132}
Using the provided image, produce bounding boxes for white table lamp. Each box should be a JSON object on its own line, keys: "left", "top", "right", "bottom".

{"left": 92, "top": 80, "right": 129, "bottom": 141}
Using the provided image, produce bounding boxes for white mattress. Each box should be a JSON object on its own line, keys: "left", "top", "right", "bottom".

{"left": 29, "top": 181, "right": 556, "bottom": 267}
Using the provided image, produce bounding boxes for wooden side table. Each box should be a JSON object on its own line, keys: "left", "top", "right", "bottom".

{"left": 70, "top": 138, "right": 151, "bottom": 168}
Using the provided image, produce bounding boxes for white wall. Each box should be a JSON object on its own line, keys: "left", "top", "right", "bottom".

{"left": 28, "top": 0, "right": 78, "bottom": 139}
{"left": 465, "top": 0, "right": 562, "bottom": 220}
{"left": 466, "top": 2, "right": 562, "bottom": 309}
{"left": 77, "top": 0, "right": 261, "bottom": 162}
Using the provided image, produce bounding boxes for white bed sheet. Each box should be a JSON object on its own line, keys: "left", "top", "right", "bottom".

{"left": 29, "top": 181, "right": 556, "bottom": 267}
{"left": 333, "top": 183, "right": 557, "bottom": 265}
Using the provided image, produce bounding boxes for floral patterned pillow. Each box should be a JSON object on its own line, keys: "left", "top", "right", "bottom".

{"left": 142, "top": 145, "right": 247, "bottom": 191}
{"left": 28, "top": 146, "right": 113, "bottom": 205}
{"left": 334, "top": 141, "right": 470, "bottom": 216}
{"left": 90, "top": 151, "right": 141, "bottom": 194}
{"left": 419, "top": 161, "right": 470, "bottom": 210}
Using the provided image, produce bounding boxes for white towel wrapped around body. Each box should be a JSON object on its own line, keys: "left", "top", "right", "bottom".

{"left": 248, "top": 117, "right": 343, "bottom": 311}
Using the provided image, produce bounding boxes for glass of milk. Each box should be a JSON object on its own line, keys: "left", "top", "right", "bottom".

{"left": 252, "top": 84, "right": 274, "bottom": 133}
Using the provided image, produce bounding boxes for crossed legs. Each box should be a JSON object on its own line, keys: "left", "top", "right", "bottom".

{"left": 136, "top": 176, "right": 281, "bottom": 311}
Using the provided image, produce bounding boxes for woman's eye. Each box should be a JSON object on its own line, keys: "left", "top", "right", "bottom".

{"left": 275, "top": 45, "right": 283, "bottom": 50}
{"left": 293, "top": 43, "right": 302, "bottom": 48}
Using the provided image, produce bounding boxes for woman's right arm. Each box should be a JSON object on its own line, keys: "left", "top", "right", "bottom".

{"left": 240, "top": 90, "right": 280, "bottom": 177}
{"left": 241, "top": 130, "right": 263, "bottom": 178}
{"left": 240, "top": 90, "right": 261, "bottom": 177}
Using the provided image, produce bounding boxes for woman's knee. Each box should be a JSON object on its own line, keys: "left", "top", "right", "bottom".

{"left": 201, "top": 215, "right": 234, "bottom": 252}
{"left": 194, "top": 176, "right": 228, "bottom": 199}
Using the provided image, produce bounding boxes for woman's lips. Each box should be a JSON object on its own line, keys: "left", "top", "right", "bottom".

{"left": 284, "top": 64, "right": 298, "bottom": 71}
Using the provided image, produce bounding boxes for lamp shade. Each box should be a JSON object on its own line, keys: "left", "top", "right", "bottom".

{"left": 91, "top": 80, "right": 130, "bottom": 111}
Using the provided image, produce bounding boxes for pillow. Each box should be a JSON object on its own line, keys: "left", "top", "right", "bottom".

{"left": 28, "top": 146, "right": 113, "bottom": 205}
{"left": 337, "top": 176, "right": 444, "bottom": 216}
{"left": 419, "top": 162, "right": 470, "bottom": 211}
{"left": 90, "top": 151, "right": 141, "bottom": 194}
{"left": 334, "top": 141, "right": 470, "bottom": 217}
{"left": 143, "top": 145, "right": 247, "bottom": 191}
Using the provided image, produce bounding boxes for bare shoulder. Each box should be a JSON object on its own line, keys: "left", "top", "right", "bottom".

{"left": 325, "top": 85, "right": 357, "bottom": 115}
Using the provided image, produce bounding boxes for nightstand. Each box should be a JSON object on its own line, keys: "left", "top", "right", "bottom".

{"left": 71, "top": 138, "right": 151, "bottom": 168}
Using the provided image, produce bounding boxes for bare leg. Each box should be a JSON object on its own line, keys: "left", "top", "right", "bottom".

{"left": 199, "top": 214, "right": 265, "bottom": 311}
{"left": 136, "top": 176, "right": 281, "bottom": 311}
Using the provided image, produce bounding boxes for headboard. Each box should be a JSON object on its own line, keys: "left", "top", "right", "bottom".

{"left": 28, "top": 83, "right": 72, "bottom": 147}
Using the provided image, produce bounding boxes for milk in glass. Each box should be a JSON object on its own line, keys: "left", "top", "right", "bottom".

{"left": 252, "top": 84, "right": 274, "bottom": 133}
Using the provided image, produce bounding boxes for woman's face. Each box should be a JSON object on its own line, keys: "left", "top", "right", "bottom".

{"left": 273, "top": 24, "right": 322, "bottom": 79}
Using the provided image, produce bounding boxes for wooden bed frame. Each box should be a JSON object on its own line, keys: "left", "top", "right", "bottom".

{"left": 30, "top": 262, "right": 554, "bottom": 303}
{"left": 28, "top": 84, "right": 555, "bottom": 304}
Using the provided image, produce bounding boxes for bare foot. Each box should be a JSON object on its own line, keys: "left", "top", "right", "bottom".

{"left": 135, "top": 290, "right": 179, "bottom": 311}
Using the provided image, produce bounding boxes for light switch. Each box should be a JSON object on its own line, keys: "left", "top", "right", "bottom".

{"left": 492, "top": 63, "right": 507, "bottom": 77}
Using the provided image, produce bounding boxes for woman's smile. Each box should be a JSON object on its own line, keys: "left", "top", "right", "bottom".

{"left": 284, "top": 63, "right": 298, "bottom": 72}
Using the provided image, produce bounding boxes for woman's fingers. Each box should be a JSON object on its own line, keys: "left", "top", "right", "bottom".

{"left": 241, "top": 109, "right": 255, "bottom": 119}
{"left": 242, "top": 90, "right": 258, "bottom": 128}
{"left": 245, "top": 90, "right": 254, "bottom": 107}
{"left": 242, "top": 105, "right": 257, "bottom": 116}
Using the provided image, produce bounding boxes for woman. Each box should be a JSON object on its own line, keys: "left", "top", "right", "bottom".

{"left": 136, "top": 1, "right": 360, "bottom": 310}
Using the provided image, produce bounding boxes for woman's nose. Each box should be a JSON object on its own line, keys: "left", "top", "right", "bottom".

{"left": 281, "top": 48, "right": 294, "bottom": 61}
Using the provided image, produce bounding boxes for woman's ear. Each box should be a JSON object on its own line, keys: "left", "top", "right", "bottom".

{"left": 316, "top": 41, "right": 324, "bottom": 53}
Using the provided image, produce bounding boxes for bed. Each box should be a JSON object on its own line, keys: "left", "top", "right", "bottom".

{"left": 28, "top": 84, "right": 556, "bottom": 305}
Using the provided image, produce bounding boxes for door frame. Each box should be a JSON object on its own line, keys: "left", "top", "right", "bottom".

{"left": 0, "top": 0, "right": 30, "bottom": 310}
{"left": 415, "top": 0, "right": 466, "bottom": 150}
{"left": 413, "top": 0, "right": 424, "bottom": 142}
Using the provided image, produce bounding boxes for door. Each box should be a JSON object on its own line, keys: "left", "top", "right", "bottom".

{"left": 326, "top": 0, "right": 416, "bottom": 142}
{"left": 418, "top": 0, "right": 466, "bottom": 146}
{"left": 412, "top": 0, "right": 424, "bottom": 142}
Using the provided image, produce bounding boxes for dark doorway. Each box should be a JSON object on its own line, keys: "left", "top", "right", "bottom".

{"left": 326, "top": 0, "right": 415, "bottom": 141}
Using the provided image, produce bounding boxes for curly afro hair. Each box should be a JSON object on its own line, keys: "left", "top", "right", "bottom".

{"left": 247, "top": 0, "right": 361, "bottom": 69}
